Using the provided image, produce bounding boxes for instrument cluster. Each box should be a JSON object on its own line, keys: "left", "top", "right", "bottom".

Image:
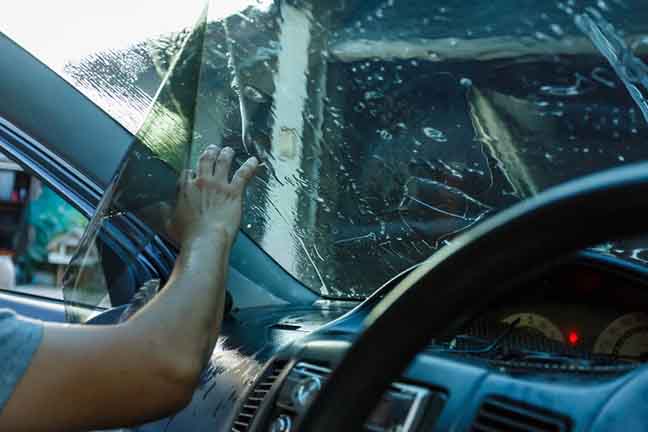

{"left": 467, "top": 263, "right": 648, "bottom": 361}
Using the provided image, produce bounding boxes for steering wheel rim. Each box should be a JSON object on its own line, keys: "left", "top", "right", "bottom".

{"left": 298, "top": 161, "right": 648, "bottom": 432}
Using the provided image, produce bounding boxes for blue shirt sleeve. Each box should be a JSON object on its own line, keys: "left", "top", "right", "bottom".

{"left": 0, "top": 309, "right": 43, "bottom": 413}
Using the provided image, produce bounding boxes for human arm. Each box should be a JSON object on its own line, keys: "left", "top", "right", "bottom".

{"left": 0, "top": 146, "right": 258, "bottom": 431}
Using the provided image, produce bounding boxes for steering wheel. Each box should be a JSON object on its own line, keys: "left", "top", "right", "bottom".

{"left": 298, "top": 161, "right": 648, "bottom": 431}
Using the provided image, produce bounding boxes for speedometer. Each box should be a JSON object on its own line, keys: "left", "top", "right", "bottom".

{"left": 501, "top": 313, "right": 565, "bottom": 343}
{"left": 594, "top": 313, "right": 648, "bottom": 359}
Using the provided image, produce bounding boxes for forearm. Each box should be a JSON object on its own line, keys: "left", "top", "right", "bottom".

{"left": 1, "top": 230, "right": 234, "bottom": 431}
{"left": 124, "top": 144, "right": 258, "bottom": 377}
{"left": 126, "top": 227, "right": 233, "bottom": 379}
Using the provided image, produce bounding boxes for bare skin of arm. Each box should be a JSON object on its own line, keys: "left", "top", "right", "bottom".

{"left": 0, "top": 145, "right": 258, "bottom": 431}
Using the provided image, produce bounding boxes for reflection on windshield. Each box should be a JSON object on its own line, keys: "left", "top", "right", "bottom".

{"left": 63, "top": 0, "right": 648, "bottom": 313}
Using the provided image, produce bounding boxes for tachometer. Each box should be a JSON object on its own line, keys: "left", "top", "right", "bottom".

{"left": 501, "top": 313, "right": 565, "bottom": 343}
{"left": 594, "top": 313, "right": 648, "bottom": 359}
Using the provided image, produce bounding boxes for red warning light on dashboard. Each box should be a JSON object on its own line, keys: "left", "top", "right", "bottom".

{"left": 568, "top": 331, "right": 580, "bottom": 345}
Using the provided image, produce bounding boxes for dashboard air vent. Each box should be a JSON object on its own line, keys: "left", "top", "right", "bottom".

{"left": 472, "top": 396, "right": 569, "bottom": 432}
{"left": 231, "top": 360, "right": 288, "bottom": 432}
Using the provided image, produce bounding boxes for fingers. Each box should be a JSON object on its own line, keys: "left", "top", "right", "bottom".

{"left": 177, "top": 169, "right": 194, "bottom": 191}
{"left": 197, "top": 145, "right": 221, "bottom": 178}
{"left": 231, "top": 156, "right": 259, "bottom": 191}
{"left": 180, "top": 169, "right": 194, "bottom": 182}
{"left": 213, "top": 147, "right": 235, "bottom": 182}
{"left": 195, "top": 145, "right": 259, "bottom": 191}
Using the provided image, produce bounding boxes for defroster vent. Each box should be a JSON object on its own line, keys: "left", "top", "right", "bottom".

{"left": 472, "top": 396, "right": 569, "bottom": 432}
{"left": 231, "top": 360, "right": 288, "bottom": 432}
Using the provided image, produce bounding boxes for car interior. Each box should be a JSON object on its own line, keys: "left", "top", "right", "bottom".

{"left": 2, "top": 0, "right": 648, "bottom": 431}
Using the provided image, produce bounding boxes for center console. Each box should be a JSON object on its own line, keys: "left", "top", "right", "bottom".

{"left": 265, "top": 362, "right": 445, "bottom": 432}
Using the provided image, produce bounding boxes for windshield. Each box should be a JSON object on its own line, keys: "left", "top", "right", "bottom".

{"left": 1, "top": 1, "right": 210, "bottom": 133}
{"left": 5, "top": 1, "right": 648, "bottom": 304}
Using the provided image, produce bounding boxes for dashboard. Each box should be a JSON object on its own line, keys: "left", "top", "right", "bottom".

{"left": 225, "top": 253, "right": 648, "bottom": 432}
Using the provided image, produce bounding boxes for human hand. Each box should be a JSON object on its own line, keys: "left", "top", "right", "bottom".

{"left": 169, "top": 145, "right": 258, "bottom": 247}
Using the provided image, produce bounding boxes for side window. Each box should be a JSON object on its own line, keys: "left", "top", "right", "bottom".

{"left": 0, "top": 152, "right": 87, "bottom": 300}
